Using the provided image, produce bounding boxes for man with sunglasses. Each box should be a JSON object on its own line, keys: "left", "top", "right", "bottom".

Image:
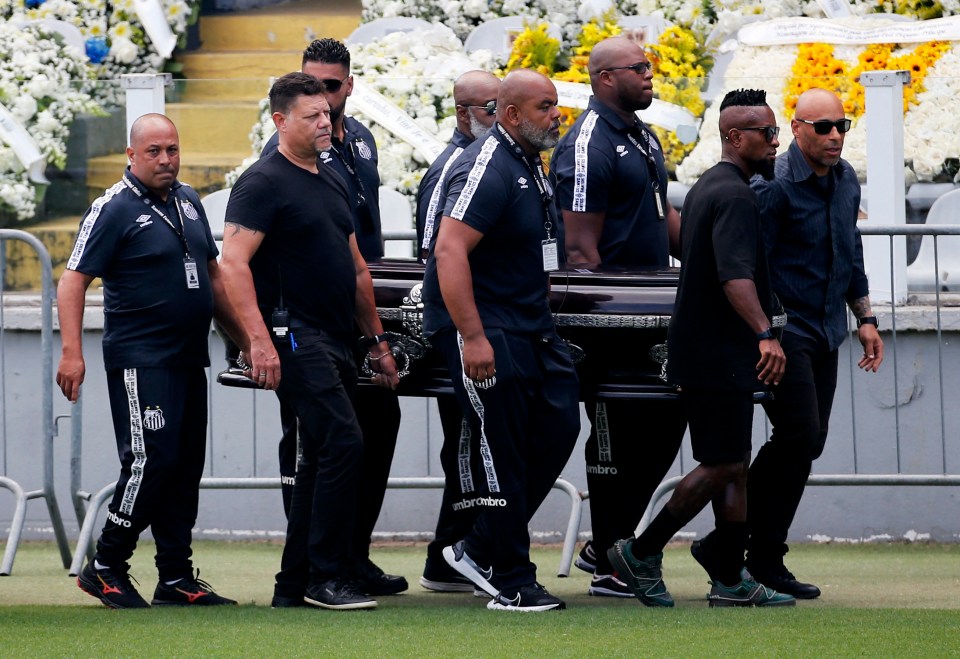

{"left": 746, "top": 87, "right": 883, "bottom": 599}
{"left": 609, "top": 88, "right": 795, "bottom": 608}
{"left": 550, "top": 36, "right": 687, "bottom": 598}
{"left": 414, "top": 70, "right": 502, "bottom": 593}
{"left": 260, "top": 38, "right": 406, "bottom": 598}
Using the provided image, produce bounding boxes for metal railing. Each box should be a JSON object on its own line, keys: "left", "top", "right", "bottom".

{"left": 0, "top": 230, "right": 71, "bottom": 574}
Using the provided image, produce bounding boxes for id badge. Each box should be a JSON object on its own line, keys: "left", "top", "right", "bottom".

{"left": 653, "top": 184, "right": 665, "bottom": 220}
{"left": 184, "top": 257, "right": 200, "bottom": 289}
{"left": 541, "top": 238, "right": 559, "bottom": 272}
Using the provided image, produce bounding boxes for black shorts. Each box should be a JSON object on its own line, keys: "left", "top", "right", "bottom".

{"left": 681, "top": 387, "right": 754, "bottom": 465}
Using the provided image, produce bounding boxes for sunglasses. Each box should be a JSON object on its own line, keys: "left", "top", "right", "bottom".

{"left": 602, "top": 61, "right": 654, "bottom": 75}
{"left": 463, "top": 100, "right": 497, "bottom": 116}
{"left": 735, "top": 125, "right": 780, "bottom": 143}
{"left": 796, "top": 118, "right": 853, "bottom": 135}
{"left": 320, "top": 75, "right": 349, "bottom": 93}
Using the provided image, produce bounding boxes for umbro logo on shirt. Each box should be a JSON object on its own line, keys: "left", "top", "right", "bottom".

{"left": 135, "top": 214, "right": 152, "bottom": 228}
{"left": 616, "top": 145, "right": 628, "bottom": 157}
{"left": 518, "top": 177, "right": 529, "bottom": 189}
{"left": 319, "top": 152, "right": 332, "bottom": 162}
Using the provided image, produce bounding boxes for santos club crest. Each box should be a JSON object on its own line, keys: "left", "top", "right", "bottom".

{"left": 143, "top": 406, "right": 165, "bottom": 431}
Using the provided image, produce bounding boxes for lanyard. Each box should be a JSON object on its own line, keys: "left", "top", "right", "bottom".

{"left": 122, "top": 174, "right": 191, "bottom": 257}
{"left": 495, "top": 123, "right": 556, "bottom": 240}
{"left": 626, "top": 121, "right": 666, "bottom": 220}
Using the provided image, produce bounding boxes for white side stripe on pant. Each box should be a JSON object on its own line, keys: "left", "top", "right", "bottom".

{"left": 119, "top": 368, "right": 147, "bottom": 516}
{"left": 596, "top": 401, "right": 613, "bottom": 463}
{"left": 457, "top": 418, "right": 474, "bottom": 493}
{"left": 457, "top": 332, "right": 500, "bottom": 493}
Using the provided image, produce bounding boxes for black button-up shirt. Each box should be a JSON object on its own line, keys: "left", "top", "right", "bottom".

{"left": 752, "top": 141, "right": 869, "bottom": 351}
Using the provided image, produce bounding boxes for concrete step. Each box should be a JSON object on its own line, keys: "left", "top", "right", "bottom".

{"left": 165, "top": 102, "right": 262, "bottom": 153}
{"left": 198, "top": 0, "right": 361, "bottom": 52}
{"left": 85, "top": 153, "right": 247, "bottom": 202}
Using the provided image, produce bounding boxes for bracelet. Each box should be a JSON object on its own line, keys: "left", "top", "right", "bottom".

{"left": 368, "top": 351, "right": 391, "bottom": 361}
{"left": 856, "top": 315, "right": 879, "bottom": 329}
{"left": 756, "top": 327, "right": 775, "bottom": 341}
{"left": 359, "top": 333, "right": 388, "bottom": 349}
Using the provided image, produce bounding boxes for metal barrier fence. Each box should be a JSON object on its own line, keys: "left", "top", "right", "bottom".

{"left": 0, "top": 230, "right": 71, "bottom": 574}
{"left": 639, "top": 224, "right": 960, "bottom": 533}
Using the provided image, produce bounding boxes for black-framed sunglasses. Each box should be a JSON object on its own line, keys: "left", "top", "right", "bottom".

{"left": 735, "top": 125, "right": 780, "bottom": 143}
{"left": 320, "top": 75, "right": 350, "bottom": 93}
{"left": 796, "top": 118, "right": 852, "bottom": 135}
{"left": 602, "top": 61, "right": 654, "bottom": 75}
{"left": 462, "top": 100, "right": 497, "bottom": 116}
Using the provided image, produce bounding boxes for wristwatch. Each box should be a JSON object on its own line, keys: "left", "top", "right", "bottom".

{"left": 358, "top": 333, "right": 389, "bottom": 349}
{"left": 756, "top": 328, "right": 775, "bottom": 341}
{"left": 856, "top": 316, "right": 879, "bottom": 329}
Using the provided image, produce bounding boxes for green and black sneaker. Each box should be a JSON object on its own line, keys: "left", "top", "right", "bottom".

{"left": 707, "top": 570, "right": 796, "bottom": 608}
{"left": 606, "top": 539, "right": 674, "bottom": 607}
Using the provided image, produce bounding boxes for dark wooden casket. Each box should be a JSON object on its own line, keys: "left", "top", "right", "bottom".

{"left": 368, "top": 260, "right": 680, "bottom": 401}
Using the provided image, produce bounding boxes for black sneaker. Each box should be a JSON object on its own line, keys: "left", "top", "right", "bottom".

{"left": 152, "top": 571, "right": 237, "bottom": 606}
{"left": 487, "top": 582, "right": 566, "bottom": 612}
{"left": 77, "top": 562, "right": 149, "bottom": 609}
{"left": 420, "top": 557, "right": 475, "bottom": 593}
{"left": 574, "top": 541, "right": 597, "bottom": 574}
{"left": 588, "top": 573, "right": 634, "bottom": 598}
{"left": 270, "top": 594, "right": 308, "bottom": 608}
{"left": 442, "top": 541, "right": 497, "bottom": 597}
{"left": 352, "top": 557, "right": 408, "bottom": 595}
{"left": 304, "top": 579, "right": 378, "bottom": 610}
{"left": 747, "top": 560, "right": 821, "bottom": 600}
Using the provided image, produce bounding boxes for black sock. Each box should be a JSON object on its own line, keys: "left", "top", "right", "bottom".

{"left": 711, "top": 521, "right": 748, "bottom": 586}
{"left": 632, "top": 507, "right": 684, "bottom": 558}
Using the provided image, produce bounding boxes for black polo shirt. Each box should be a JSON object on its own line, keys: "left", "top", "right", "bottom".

{"left": 67, "top": 169, "right": 217, "bottom": 370}
{"left": 415, "top": 128, "right": 472, "bottom": 257}
{"left": 551, "top": 96, "right": 670, "bottom": 266}
{"left": 752, "top": 141, "right": 868, "bottom": 351}
{"left": 226, "top": 149, "right": 356, "bottom": 340}
{"left": 667, "top": 162, "right": 776, "bottom": 391}
{"left": 262, "top": 115, "right": 382, "bottom": 260}
{"left": 422, "top": 124, "right": 557, "bottom": 338}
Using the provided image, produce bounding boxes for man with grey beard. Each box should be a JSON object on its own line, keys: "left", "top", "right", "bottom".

{"left": 415, "top": 70, "right": 502, "bottom": 593}
{"left": 420, "top": 69, "right": 580, "bottom": 611}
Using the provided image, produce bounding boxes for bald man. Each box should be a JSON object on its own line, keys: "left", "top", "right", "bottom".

{"left": 58, "top": 113, "right": 240, "bottom": 609}
{"left": 746, "top": 88, "right": 883, "bottom": 599}
{"left": 420, "top": 69, "right": 580, "bottom": 611}
{"left": 609, "top": 89, "right": 795, "bottom": 608}
{"left": 415, "top": 70, "right": 501, "bottom": 593}
{"left": 550, "top": 36, "right": 686, "bottom": 598}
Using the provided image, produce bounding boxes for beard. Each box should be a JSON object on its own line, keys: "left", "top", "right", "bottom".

{"left": 755, "top": 158, "right": 775, "bottom": 181}
{"left": 468, "top": 114, "right": 493, "bottom": 142}
{"left": 518, "top": 117, "right": 559, "bottom": 151}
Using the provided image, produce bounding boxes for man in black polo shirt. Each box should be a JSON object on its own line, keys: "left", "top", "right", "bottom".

{"left": 747, "top": 87, "right": 883, "bottom": 599}
{"left": 608, "top": 89, "right": 794, "bottom": 608}
{"left": 58, "top": 113, "right": 239, "bottom": 609}
{"left": 220, "top": 73, "right": 400, "bottom": 610}
{"left": 414, "top": 69, "right": 501, "bottom": 593}
{"left": 422, "top": 69, "right": 580, "bottom": 612}
{"left": 551, "top": 35, "right": 686, "bottom": 598}
{"left": 260, "top": 38, "right": 406, "bottom": 596}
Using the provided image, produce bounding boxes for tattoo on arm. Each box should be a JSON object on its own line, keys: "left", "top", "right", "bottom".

{"left": 850, "top": 296, "right": 873, "bottom": 318}
{"left": 224, "top": 222, "right": 262, "bottom": 237}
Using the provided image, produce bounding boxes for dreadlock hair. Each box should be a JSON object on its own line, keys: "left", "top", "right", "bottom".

{"left": 719, "top": 88, "right": 768, "bottom": 111}
{"left": 302, "top": 38, "right": 351, "bottom": 70}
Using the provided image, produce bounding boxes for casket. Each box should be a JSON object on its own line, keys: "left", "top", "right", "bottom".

{"left": 367, "top": 260, "right": 680, "bottom": 401}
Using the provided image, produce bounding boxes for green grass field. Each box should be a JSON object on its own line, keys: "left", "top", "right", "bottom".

{"left": 1, "top": 541, "right": 959, "bottom": 657}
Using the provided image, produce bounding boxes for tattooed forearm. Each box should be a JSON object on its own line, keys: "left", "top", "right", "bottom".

{"left": 224, "top": 222, "right": 262, "bottom": 237}
{"left": 850, "top": 296, "right": 873, "bottom": 318}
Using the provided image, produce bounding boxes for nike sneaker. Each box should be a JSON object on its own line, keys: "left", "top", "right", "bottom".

{"left": 588, "top": 572, "right": 634, "bottom": 598}
{"left": 707, "top": 571, "right": 797, "bottom": 607}
{"left": 420, "top": 557, "right": 475, "bottom": 593}
{"left": 352, "top": 557, "right": 408, "bottom": 595}
{"left": 442, "top": 541, "right": 497, "bottom": 597}
{"left": 77, "top": 562, "right": 149, "bottom": 609}
{"left": 487, "top": 582, "right": 566, "bottom": 612}
{"left": 574, "top": 540, "right": 597, "bottom": 574}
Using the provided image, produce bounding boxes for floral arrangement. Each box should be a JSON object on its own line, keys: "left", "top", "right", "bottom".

{"left": 0, "top": 21, "right": 101, "bottom": 222}
{"left": 3, "top": 0, "right": 197, "bottom": 86}
{"left": 227, "top": 25, "right": 495, "bottom": 198}
{"left": 676, "top": 35, "right": 960, "bottom": 184}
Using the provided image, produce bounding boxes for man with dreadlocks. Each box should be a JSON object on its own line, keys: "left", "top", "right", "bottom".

{"left": 608, "top": 88, "right": 795, "bottom": 608}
